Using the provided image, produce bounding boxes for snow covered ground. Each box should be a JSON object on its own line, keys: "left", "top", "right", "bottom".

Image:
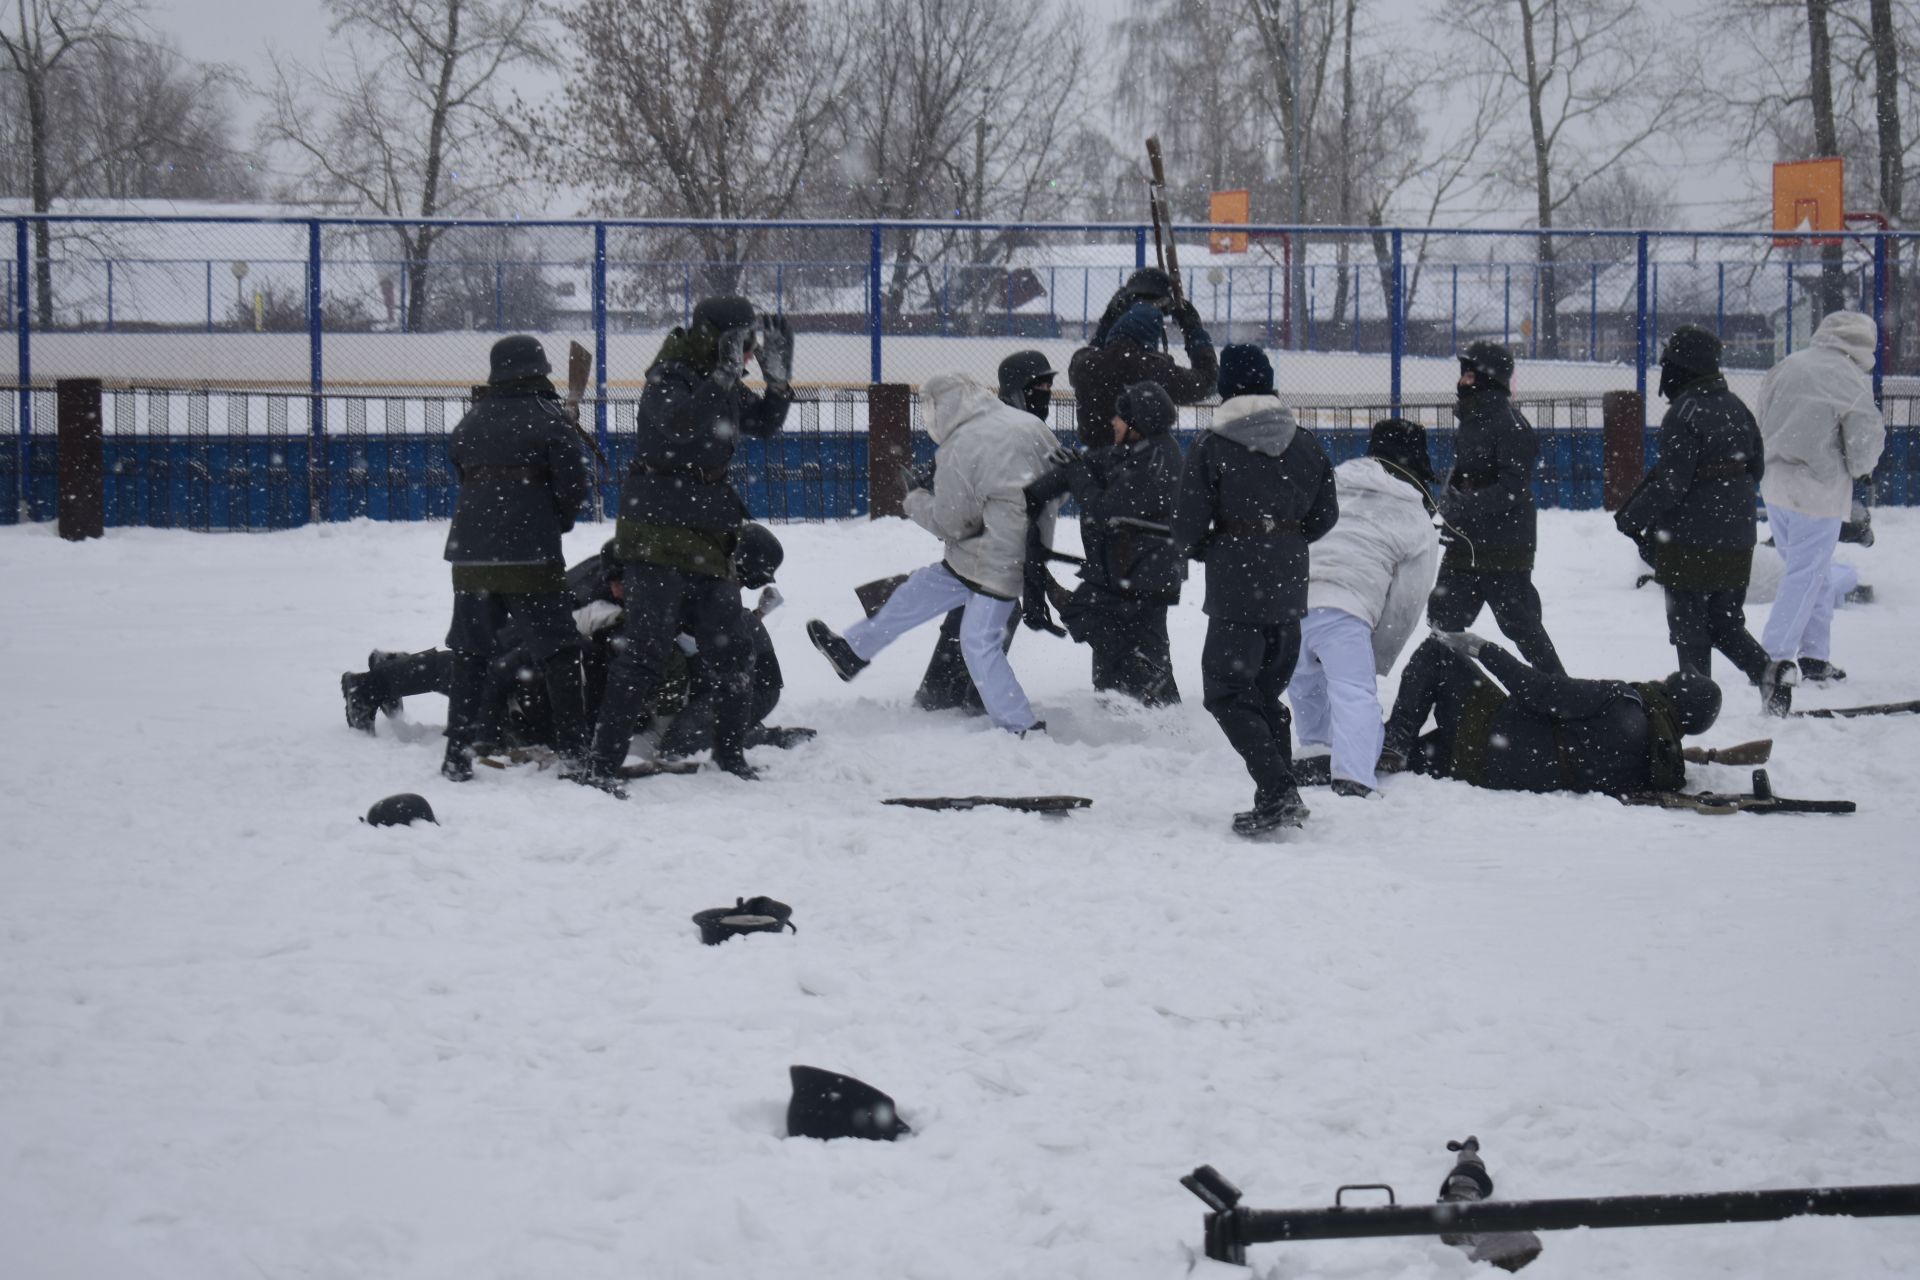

{"left": 2, "top": 511, "right": 1916, "bottom": 1280}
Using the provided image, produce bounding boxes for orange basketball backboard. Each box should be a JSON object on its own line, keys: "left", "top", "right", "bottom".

{"left": 1772, "top": 158, "right": 1844, "bottom": 246}
{"left": 1209, "top": 190, "right": 1249, "bottom": 254}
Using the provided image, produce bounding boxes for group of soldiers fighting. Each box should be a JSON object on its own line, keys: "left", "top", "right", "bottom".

{"left": 342, "top": 269, "right": 1887, "bottom": 832}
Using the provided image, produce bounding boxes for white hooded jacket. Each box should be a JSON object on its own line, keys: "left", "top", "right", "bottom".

{"left": 904, "top": 373, "right": 1062, "bottom": 600}
{"left": 1305, "top": 456, "right": 1439, "bottom": 674}
{"left": 1755, "top": 311, "right": 1885, "bottom": 519}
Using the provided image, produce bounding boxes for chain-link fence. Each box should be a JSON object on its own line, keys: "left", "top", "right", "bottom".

{"left": 5, "top": 215, "right": 1917, "bottom": 524}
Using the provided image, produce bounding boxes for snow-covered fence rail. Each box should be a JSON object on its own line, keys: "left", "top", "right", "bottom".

{"left": 6, "top": 383, "right": 1917, "bottom": 530}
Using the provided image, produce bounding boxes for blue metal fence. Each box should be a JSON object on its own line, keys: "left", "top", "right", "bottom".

{"left": 5, "top": 214, "right": 1918, "bottom": 524}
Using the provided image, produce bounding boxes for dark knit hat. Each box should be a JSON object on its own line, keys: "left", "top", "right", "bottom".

{"left": 786, "top": 1065, "right": 911, "bottom": 1141}
{"left": 488, "top": 334, "right": 550, "bottom": 386}
{"left": 690, "top": 295, "right": 757, "bottom": 335}
{"left": 1123, "top": 267, "right": 1175, "bottom": 305}
{"left": 1217, "top": 344, "right": 1275, "bottom": 399}
{"left": 1114, "top": 381, "right": 1178, "bottom": 437}
{"left": 1107, "top": 302, "right": 1166, "bottom": 348}
{"left": 1366, "top": 417, "right": 1437, "bottom": 486}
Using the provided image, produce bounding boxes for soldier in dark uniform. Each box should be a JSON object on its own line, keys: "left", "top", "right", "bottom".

{"left": 1067, "top": 268, "right": 1217, "bottom": 448}
{"left": 1429, "top": 340, "right": 1565, "bottom": 674}
{"left": 439, "top": 334, "right": 594, "bottom": 780}
{"left": 579, "top": 296, "right": 794, "bottom": 787}
{"left": 1381, "top": 632, "right": 1723, "bottom": 795}
{"left": 912, "top": 350, "right": 1057, "bottom": 714}
{"left": 1614, "top": 326, "right": 1779, "bottom": 711}
{"left": 1030, "top": 380, "right": 1187, "bottom": 705}
{"left": 1171, "top": 345, "right": 1339, "bottom": 834}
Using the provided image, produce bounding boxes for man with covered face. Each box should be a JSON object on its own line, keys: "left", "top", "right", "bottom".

{"left": 911, "top": 350, "right": 1059, "bottom": 715}
{"left": 808, "top": 372, "right": 1065, "bottom": 735}
{"left": 576, "top": 295, "right": 795, "bottom": 789}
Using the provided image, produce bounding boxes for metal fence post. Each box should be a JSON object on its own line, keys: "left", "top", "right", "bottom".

{"left": 868, "top": 223, "right": 883, "bottom": 384}
{"left": 1634, "top": 233, "right": 1649, "bottom": 404}
{"left": 307, "top": 219, "right": 325, "bottom": 522}
{"left": 105, "top": 259, "right": 115, "bottom": 333}
{"left": 1390, "top": 228, "right": 1404, "bottom": 414}
{"left": 1871, "top": 232, "right": 1888, "bottom": 406}
{"left": 14, "top": 218, "right": 29, "bottom": 508}
{"left": 593, "top": 221, "right": 609, "bottom": 452}
{"left": 1135, "top": 227, "right": 1147, "bottom": 271}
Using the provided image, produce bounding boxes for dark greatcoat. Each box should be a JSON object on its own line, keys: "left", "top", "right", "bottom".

{"left": 614, "top": 357, "right": 791, "bottom": 536}
{"left": 443, "top": 381, "right": 593, "bottom": 589}
{"left": 1440, "top": 389, "right": 1538, "bottom": 571}
{"left": 1067, "top": 332, "right": 1218, "bottom": 449}
{"left": 1616, "top": 374, "right": 1764, "bottom": 591}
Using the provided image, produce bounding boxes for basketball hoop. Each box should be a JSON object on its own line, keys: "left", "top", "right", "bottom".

{"left": 1772, "top": 158, "right": 1844, "bottom": 247}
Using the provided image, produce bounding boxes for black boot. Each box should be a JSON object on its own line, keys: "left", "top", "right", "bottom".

{"left": 1798, "top": 658, "right": 1847, "bottom": 685}
{"left": 807, "top": 620, "right": 869, "bottom": 682}
{"left": 341, "top": 672, "right": 383, "bottom": 733}
{"left": 1759, "top": 659, "right": 1798, "bottom": 717}
{"left": 709, "top": 671, "right": 760, "bottom": 780}
{"left": 442, "top": 652, "right": 489, "bottom": 780}
{"left": 541, "top": 652, "right": 592, "bottom": 762}
{"left": 1233, "top": 787, "right": 1310, "bottom": 835}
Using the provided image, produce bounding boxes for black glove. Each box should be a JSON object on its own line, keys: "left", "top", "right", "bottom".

{"left": 713, "top": 325, "right": 752, "bottom": 390}
{"left": 757, "top": 314, "right": 794, "bottom": 390}
{"left": 1021, "top": 563, "right": 1067, "bottom": 636}
{"left": 1168, "top": 297, "right": 1201, "bottom": 330}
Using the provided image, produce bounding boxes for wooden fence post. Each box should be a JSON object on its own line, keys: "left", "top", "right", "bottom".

{"left": 1601, "top": 389, "right": 1644, "bottom": 511}
{"left": 868, "top": 382, "right": 911, "bottom": 519}
{"left": 56, "top": 378, "right": 104, "bottom": 540}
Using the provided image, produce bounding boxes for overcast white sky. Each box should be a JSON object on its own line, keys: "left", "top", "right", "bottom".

{"left": 146, "top": 0, "right": 1762, "bottom": 230}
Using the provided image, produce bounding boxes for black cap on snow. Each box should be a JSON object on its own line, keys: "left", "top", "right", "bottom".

{"left": 1458, "top": 339, "right": 1514, "bottom": 392}
{"left": 690, "top": 295, "right": 757, "bottom": 335}
{"left": 733, "top": 522, "right": 785, "bottom": 589}
{"left": 1367, "top": 417, "right": 1437, "bottom": 487}
{"left": 996, "top": 350, "right": 1057, "bottom": 408}
{"left": 691, "top": 895, "right": 796, "bottom": 945}
{"left": 1659, "top": 671, "right": 1722, "bottom": 736}
{"left": 364, "top": 793, "right": 437, "bottom": 827}
{"left": 488, "top": 334, "right": 551, "bottom": 386}
{"left": 786, "top": 1065, "right": 911, "bottom": 1141}
{"left": 1114, "top": 380, "right": 1178, "bottom": 437}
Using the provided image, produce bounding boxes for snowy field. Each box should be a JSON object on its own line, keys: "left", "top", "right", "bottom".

{"left": 2, "top": 510, "right": 1917, "bottom": 1280}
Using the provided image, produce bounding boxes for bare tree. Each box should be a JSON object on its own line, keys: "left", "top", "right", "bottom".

{"left": 259, "top": 0, "right": 555, "bottom": 330}
{"left": 63, "top": 35, "right": 254, "bottom": 200}
{"left": 830, "top": 0, "right": 1092, "bottom": 321}
{"left": 1443, "top": 0, "right": 1694, "bottom": 356}
{"left": 1, "top": 0, "right": 134, "bottom": 324}
{"left": 528, "top": 0, "right": 847, "bottom": 293}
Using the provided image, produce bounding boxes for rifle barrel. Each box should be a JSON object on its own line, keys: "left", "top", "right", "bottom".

{"left": 1226, "top": 1183, "right": 1920, "bottom": 1246}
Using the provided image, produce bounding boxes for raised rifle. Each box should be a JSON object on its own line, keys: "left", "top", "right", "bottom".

{"left": 566, "top": 340, "right": 610, "bottom": 519}
{"left": 1145, "top": 136, "right": 1185, "bottom": 307}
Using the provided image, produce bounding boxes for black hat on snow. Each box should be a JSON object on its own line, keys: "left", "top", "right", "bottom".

{"left": 690, "top": 295, "right": 757, "bottom": 335}
{"left": 488, "top": 334, "right": 551, "bottom": 386}
{"left": 1658, "top": 671, "right": 1722, "bottom": 736}
{"left": 691, "top": 895, "right": 797, "bottom": 945}
{"left": 1367, "top": 417, "right": 1437, "bottom": 487}
{"left": 1458, "top": 339, "right": 1514, "bottom": 393}
{"left": 995, "top": 350, "right": 1058, "bottom": 409}
{"left": 1114, "top": 380, "right": 1178, "bottom": 437}
{"left": 786, "top": 1065, "right": 912, "bottom": 1141}
{"left": 364, "top": 793, "right": 437, "bottom": 827}
{"left": 733, "top": 522, "right": 785, "bottom": 589}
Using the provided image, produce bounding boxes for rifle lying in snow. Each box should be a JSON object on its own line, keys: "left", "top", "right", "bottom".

{"left": 1790, "top": 698, "right": 1920, "bottom": 719}
{"left": 1182, "top": 1143, "right": 1920, "bottom": 1269}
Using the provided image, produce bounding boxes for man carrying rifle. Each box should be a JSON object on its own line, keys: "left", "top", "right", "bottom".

{"left": 1028, "top": 380, "right": 1187, "bottom": 706}
{"left": 1067, "top": 267, "right": 1217, "bottom": 449}
{"left": 576, "top": 296, "right": 794, "bottom": 789}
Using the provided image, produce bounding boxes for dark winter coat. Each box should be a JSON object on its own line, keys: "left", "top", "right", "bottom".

{"left": 1067, "top": 327, "right": 1218, "bottom": 448}
{"left": 1457, "top": 646, "right": 1684, "bottom": 794}
{"left": 1616, "top": 375, "right": 1764, "bottom": 591}
{"left": 614, "top": 354, "right": 791, "bottom": 540}
{"left": 1170, "top": 394, "right": 1339, "bottom": 625}
{"left": 1439, "top": 389, "right": 1538, "bottom": 571}
{"left": 1030, "top": 427, "right": 1187, "bottom": 604}
{"left": 443, "top": 381, "right": 594, "bottom": 591}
